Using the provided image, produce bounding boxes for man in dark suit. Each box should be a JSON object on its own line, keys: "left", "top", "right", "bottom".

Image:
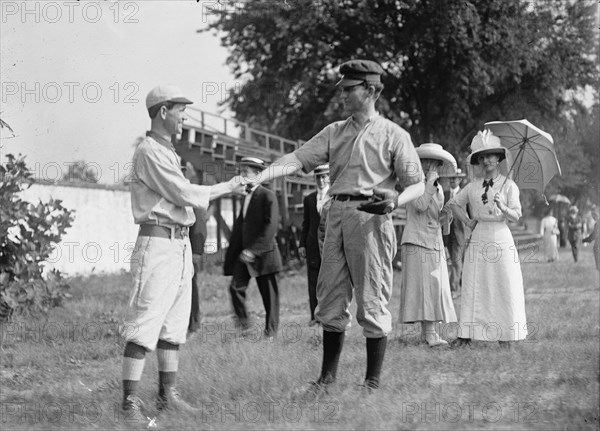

{"left": 299, "top": 164, "right": 330, "bottom": 326}
{"left": 180, "top": 159, "right": 209, "bottom": 333}
{"left": 443, "top": 168, "right": 468, "bottom": 297}
{"left": 224, "top": 157, "right": 283, "bottom": 339}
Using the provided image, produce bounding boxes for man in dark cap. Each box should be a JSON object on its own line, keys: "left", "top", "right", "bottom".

{"left": 223, "top": 157, "right": 283, "bottom": 340}
{"left": 251, "top": 60, "right": 424, "bottom": 395}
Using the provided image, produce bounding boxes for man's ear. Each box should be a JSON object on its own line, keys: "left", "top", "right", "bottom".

{"left": 159, "top": 105, "right": 168, "bottom": 120}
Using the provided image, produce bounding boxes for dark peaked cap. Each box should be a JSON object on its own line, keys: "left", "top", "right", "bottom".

{"left": 336, "top": 59, "right": 384, "bottom": 87}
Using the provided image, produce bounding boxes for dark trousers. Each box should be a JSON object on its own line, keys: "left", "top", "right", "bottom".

{"left": 569, "top": 238, "right": 580, "bottom": 262}
{"left": 229, "top": 259, "right": 279, "bottom": 336}
{"left": 307, "top": 260, "right": 320, "bottom": 320}
{"left": 188, "top": 259, "right": 202, "bottom": 332}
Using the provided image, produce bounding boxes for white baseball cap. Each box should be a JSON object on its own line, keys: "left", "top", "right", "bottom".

{"left": 145, "top": 85, "right": 193, "bottom": 109}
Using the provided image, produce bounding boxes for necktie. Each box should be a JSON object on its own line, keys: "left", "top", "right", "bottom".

{"left": 481, "top": 179, "right": 493, "bottom": 205}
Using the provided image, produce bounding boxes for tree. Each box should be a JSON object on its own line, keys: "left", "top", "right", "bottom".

{"left": 0, "top": 154, "right": 74, "bottom": 321}
{"left": 205, "top": 0, "right": 598, "bottom": 195}
{"left": 61, "top": 160, "right": 100, "bottom": 184}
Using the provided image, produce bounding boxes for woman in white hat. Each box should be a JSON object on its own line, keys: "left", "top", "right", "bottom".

{"left": 446, "top": 130, "right": 527, "bottom": 347}
{"left": 399, "top": 143, "right": 457, "bottom": 347}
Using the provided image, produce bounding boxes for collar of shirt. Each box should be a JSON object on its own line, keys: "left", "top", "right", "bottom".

{"left": 350, "top": 111, "right": 380, "bottom": 127}
{"left": 451, "top": 186, "right": 460, "bottom": 196}
{"left": 317, "top": 185, "right": 329, "bottom": 200}
{"left": 146, "top": 131, "right": 175, "bottom": 150}
{"left": 246, "top": 184, "right": 260, "bottom": 194}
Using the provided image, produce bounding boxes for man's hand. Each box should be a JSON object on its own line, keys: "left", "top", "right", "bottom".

{"left": 357, "top": 188, "right": 399, "bottom": 215}
{"left": 239, "top": 249, "right": 256, "bottom": 263}
{"left": 298, "top": 247, "right": 306, "bottom": 259}
{"left": 229, "top": 176, "right": 247, "bottom": 195}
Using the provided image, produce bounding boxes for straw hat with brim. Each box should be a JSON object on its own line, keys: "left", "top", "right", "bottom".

{"left": 467, "top": 130, "right": 507, "bottom": 165}
{"left": 448, "top": 168, "right": 466, "bottom": 178}
{"left": 415, "top": 143, "right": 458, "bottom": 177}
{"left": 240, "top": 157, "right": 267, "bottom": 171}
{"left": 314, "top": 164, "right": 330, "bottom": 176}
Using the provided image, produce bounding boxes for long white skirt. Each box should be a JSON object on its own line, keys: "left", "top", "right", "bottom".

{"left": 399, "top": 244, "right": 457, "bottom": 324}
{"left": 459, "top": 222, "right": 528, "bottom": 341}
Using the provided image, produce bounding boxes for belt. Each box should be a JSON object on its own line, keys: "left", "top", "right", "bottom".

{"left": 331, "top": 194, "right": 370, "bottom": 202}
{"left": 139, "top": 224, "right": 189, "bottom": 239}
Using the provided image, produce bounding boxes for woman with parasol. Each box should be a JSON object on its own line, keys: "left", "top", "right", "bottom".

{"left": 446, "top": 130, "right": 527, "bottom": 347}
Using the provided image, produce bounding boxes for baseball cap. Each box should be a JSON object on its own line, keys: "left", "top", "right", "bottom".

{"left": 145, "top": 85, "right": 193, "bottom": 109}
{"left": 240, "top": 156, "right": 267, "bottom": 171}
{"left": 336, "top": 59, "right": 384, "bottom": 87}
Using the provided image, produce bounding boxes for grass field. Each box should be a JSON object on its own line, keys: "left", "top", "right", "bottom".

{"left": 1, "top": 245, "right": 598, "bottom": 430}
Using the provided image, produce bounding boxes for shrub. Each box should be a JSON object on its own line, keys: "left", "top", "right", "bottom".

{"left": 0, "top": 154, "right": 75, "bottom": 321}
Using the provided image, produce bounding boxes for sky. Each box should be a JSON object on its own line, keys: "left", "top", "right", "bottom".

{"left": 1, "top": 1, "right": 237, "bottom": 185}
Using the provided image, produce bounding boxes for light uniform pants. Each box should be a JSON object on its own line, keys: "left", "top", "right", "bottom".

{"left": 315, "top": 200, "right": 396, "bottom": 338}
{"left": 122, "top": 235, "right": 193, "bottom": 351}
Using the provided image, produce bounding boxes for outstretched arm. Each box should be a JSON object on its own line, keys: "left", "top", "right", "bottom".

{"left": 256, "top": 153, "right": 304, "bottom": 184}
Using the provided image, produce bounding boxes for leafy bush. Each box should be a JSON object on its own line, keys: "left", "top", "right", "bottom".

{"left": 0, "top": 154, "right": 75, "bottom": 321}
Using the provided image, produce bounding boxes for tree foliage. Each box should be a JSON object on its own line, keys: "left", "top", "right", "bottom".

{"left": 0, "top": 154, "right": 74, "bottom": 321}
{"left": 61, "top": 160, "right": 100, "bottom": 184}
{"left": 206, "top": 0, "right": 598, "bottom": 201}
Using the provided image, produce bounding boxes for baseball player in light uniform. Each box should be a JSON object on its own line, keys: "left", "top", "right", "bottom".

{"left": 252, "top": 60, "right": 424, "bottom": 394}
{"left": 121, "top": 85, "right": 245, "bottom": 422}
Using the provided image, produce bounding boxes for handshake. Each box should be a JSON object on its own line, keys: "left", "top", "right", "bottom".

{"left": 357, "top": 188, "right": 399, "bottom": 215}
{"left": 227, "top": 176, "right": 258, "bottom": 195}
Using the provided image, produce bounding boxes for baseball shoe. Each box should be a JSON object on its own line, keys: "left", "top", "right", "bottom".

{"left": 292, "top": 378, "right": 332, "bottom": 403}
{"left": 157, "top": 387, "right": 199, "bottom": 413}
{"left": 359, "top": 378, "right": 380, "bottom": 396}
{"left": 121, "top": 395, "right": 151, "bottom": 427}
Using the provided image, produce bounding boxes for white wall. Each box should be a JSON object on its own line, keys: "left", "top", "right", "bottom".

{"left": 19, "top": 183, "right": 235, "bottom": 275}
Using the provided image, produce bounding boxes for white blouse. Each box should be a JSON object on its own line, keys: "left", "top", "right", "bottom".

{"left": 449, "top": 175, "right": 522, "bottom": 223}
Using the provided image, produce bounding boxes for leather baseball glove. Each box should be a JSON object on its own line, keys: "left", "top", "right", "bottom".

{"left": 357, "top": 188, "right": 399, "bottom": 215}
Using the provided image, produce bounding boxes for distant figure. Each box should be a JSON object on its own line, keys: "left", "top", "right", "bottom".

{"left": 539, "top": 208, "right": 560, "bottom": 263}
{"left": 567, "top": 205, "right": 583, "bottom": 262}
{"left": 299, "top": 164, "right": 330, "bottom": 326}
{"left": 582, "top": 207, "right": 600, "bottom": 270}
{"left": 443, "top": 168, "right": 468, "bottom": 297}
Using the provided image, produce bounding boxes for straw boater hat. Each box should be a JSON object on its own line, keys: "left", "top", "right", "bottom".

{"left": 314, "top": 164, "right": 330, "bottom": 176}
{"left": 467, "top": 130, "right": 507, "bottom": 165}
{"left": 415, "top": 143, "right": 458, "bottom": 177}
{"left": 239, "top": 156, "right": 267, "bottom": 171}
{"left": 449, "top": 168, "right": 466, "bottom": 178}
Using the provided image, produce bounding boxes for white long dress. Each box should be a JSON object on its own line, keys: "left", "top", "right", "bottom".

{"left": 448, "top": 175, "right": 528, "bottom": 341}
{"left": 540, "top": 215, "right": 559, "bottom": 262}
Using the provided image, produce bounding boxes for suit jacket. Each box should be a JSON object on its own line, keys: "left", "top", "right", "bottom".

{"left": 300, "top": 191, "right": 321, "bottom": 268}
{"left": 190, "top": 207, "right": 209, "bottom": 254}
{"left": 223, "top": 185, "right": 283, "bottom": 276}
{"left": 443, "top": 188, "right": 467, "bottom": 250}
